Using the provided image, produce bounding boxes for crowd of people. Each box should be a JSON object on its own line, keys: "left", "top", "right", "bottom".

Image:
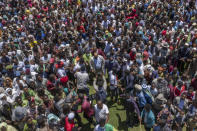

{"left": 0, "top": 0, "right": 197, "bottom": 130}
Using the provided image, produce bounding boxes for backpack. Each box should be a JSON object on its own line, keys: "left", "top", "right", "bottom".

{"left": 142, "top": 85, "right": 154, "bottom": 105}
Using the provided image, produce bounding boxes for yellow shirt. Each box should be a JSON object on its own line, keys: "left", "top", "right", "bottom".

{"left": 29, "top": 40, "right": 38, "bottom": 47}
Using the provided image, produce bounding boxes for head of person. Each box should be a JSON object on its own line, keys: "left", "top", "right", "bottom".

{"left": 37, "top": 115, "right": 46, "bottom": 128}
{"left": 97, "top": 100, "right": 103, "bottom": 109}
{"left": 78, "top": 93, "right": 84, "bottom": 101}
{"left": 181, "top": 93, "right": 186, "bottom": 100}
{"left": 134, "top": 84, "right": 142, "bottom": 92}
{"left": 166, "top": 99, "right": 172, "bottom": 107}
{"left": 26, "top": 116, "right": 35, "bottom": 128}
{"left": 188, "top": 88, "right": 194, "bottom": 94}
{"left": 193, "top": 99, "right": 197, "bottom": 108}
{"left": 68, "top": 112, "right": 75, "bottom": 123}
{"left": 15, "top": 96, "right": 22, "bottom": 105}
{"left": 80, "top": 65, "right": 86, "bottom": 72}
{"left": 94, "top": 52, "right": 98, "bottom": 59}
{"left": 63, "top": 104, "right": 71, "bottom": 115}
{"left": 158, "top": 119, "right": 166, "bottom": 127}
{"left": 79, "top": 58, "right": 84, "bottom": 64}
{"left": 99, "top": 117, "right": 106, "bottom": 127}
{"left": 144, "top": 104, "right": 151, "bottom": 112}
{"left": 0, "top": 123, "right": 7, "bottom": 131}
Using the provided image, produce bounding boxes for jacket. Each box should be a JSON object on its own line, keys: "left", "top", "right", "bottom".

{"left": 141, "top": 109, "right": 155, "bottom": 128}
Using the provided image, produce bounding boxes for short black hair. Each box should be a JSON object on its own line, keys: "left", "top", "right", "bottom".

{"left": 144, "top": 104, "right": 151, "bottom": 112}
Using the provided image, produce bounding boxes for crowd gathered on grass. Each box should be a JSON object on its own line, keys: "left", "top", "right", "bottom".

{"left": 0, "top": 0, "right": 197, "bottom": 131}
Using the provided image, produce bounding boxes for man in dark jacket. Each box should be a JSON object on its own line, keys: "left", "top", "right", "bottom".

{"left": 125, "top": 93, "right": 141, "bottom": 128}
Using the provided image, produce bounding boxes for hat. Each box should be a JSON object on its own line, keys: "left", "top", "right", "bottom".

{"left": 47, "top": 113, "right": 60, "bottom": 123}
{"left": 25, "top": 10, "right": 30, "bottom": 14}
{"left": 68, "top": 112, "right": 75, "bottom": 120}
{"left": 5, "top": 65, "right": 13, "bottom": 70}
{"left": 0, "top": 122, "right": 8, "bottom": 129}
{"left": 162, "top": 64, "right": 167, "bottom": 68}
{"left": 134, "top": 84, "right": 142, "bottom": 91}
{"left": 185, "top": 43, "right": 189, "bottom": 46}
{"left": 123, "top": 58, "right": 127, "bottom": 62}
{"left": 161, "top": 42, "right": 169, "bottom": 48}
{"left": 131, "top": 48, "right": 136, "bottom": 52}
{"left": 192, "top": 23, "right": 196, "bottom": 26}
{"left": 12, "top": 106, "right": 27, "bottom": 121}
{"left": 177, "top": 80, "right": 183, "bottom": 85}
{"left": 156, "top": 93, "right": 167, "bottom": 102}
{"left": 136, "top": 59, "right": 142, "bottom": 65}
{"left": 0, "top": 87, "right": 5, "bottom": 93}
{"left": 0, "top": 93, "right": 6, "bottom": 99}
{"left": 5, "top": 88, "right": 12, "bottom": 93}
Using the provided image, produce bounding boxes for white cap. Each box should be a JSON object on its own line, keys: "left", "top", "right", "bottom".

{"left": 68, "top": 112, "right": 75, "bottom": 120}
{"left": 132, "top": 48, "right": 136, "bottom": 52}
{"left": 185, "top": 43, "right": 189, "bottom": 46}
{"left": 134, "top": 84, "right": 142, "bottom": 91}
{"left": 0, "top": 94, "right": 6, "bottom": 99}
{"left": 192, "top": 23, "right": 196, "bottom": 26}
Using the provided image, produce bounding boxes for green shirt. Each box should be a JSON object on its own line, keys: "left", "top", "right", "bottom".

{"left": 105, "top": 124, "right": 114, "bottom": 131}
{"left": 83, "top": 53, "right": 92, "bottom": 63}
{"left": 23, "top": 120, "right": 37, "bottom": 131}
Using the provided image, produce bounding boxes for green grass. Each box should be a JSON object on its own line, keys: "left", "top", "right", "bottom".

{"left": 79, "top": 85, "right": 146, "bottom": 131}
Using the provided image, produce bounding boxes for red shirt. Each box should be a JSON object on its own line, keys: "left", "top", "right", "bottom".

{"left": 64, "top": 117, "right": 75, "bottom": 131}
{"left": 46, "top": 80, "right": 55, "bottom": 91}
{"left": 77, "top": 96, "right": 94, "bottom": 117}
{"left": 129, "top": 51, "right": 136, "bottom": 61}
{"left": 174, "top": 86, "right": 185, "bottom": 96}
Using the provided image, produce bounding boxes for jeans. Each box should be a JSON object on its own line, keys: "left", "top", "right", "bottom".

{"left": 126, "top": 110, "right": 136, "bottom": 127}
{"left": 110, "top": 87, "right": 118, "bottom": 101}
{"left": 145, "top": 126, "right": 151, "bottom": 131}
{"left": 77, "top": 88, "right": 89, "bottom": 96}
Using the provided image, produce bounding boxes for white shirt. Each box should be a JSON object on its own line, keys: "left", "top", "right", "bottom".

{"left": 30, "top": 64, "right": 38, "bottom": 72}
{"left": 73, "top": 63, "right": 82, "bottom": 72}
{"left": 109, "top": 71, "right": 117, "bottom": 89}
{"left": 94, "top": 104, "right": 109, "bottom": 122}
{"left": 74, "top": 71, "right": 89, "bottom": 89}
{"left": 57, "top": 68, "right": 66, "bottom": 78}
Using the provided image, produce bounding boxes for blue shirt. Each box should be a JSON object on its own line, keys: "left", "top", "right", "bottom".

{"left": 179, "top": 99, "right": 184, "bottom": 110}
{"left": 137, "top": 91, "right": 147, "bottom": 107}
{"left": 94, "top": 57, "right": 102, "bottom": 70}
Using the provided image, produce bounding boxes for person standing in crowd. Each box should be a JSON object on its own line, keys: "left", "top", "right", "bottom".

{"left": 125, "top": 93, "right": 141, "bottom": 128}
{"left": 94, "top": 100, "right": 109, "bottom": 124}
{"left": 141, "top": 104, "right": 155, "bottom": 131}
{"left": 90, "top": 52, "right": 105, "bottom": 74}
{"left": 74, "top": 65, "right": 89, "bottom": 96}
{"left": 109, "top": 69, "right": 119, "bottom": 102}
{"left": 94, "top": 118, "right": 117, "bottom": 131}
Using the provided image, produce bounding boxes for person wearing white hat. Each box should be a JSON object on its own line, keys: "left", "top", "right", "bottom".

{"left": 5, "top": 88, "right": 17, "bottom": 104}
{"left": 64, "top": 112, "right": 75, "bottom": 131}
